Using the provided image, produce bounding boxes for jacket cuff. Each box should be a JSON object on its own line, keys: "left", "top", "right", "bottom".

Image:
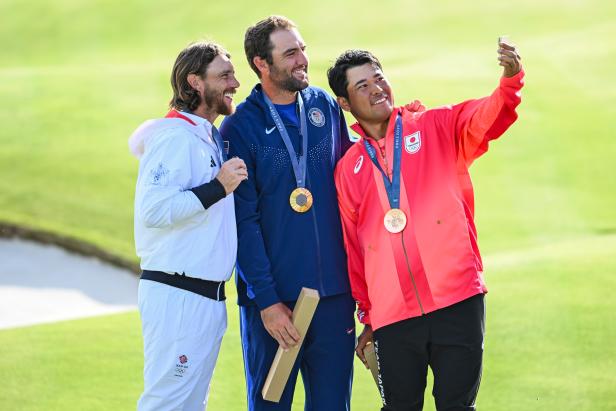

{"left": 357, "top": 308, "right": 371, "bottom": 326}
{"left": 500, "top": 67, "right": 525, "bottom": 88}
{"left": 253, "top": 286, "right": 282, "bottom": 310}
{"left": 190, "top": 178, "right": 227, "bottom": 210}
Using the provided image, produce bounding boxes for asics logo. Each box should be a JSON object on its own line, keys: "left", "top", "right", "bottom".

{"left": 354, "top": 155, "right": 364, "bottom": 174}
{"left": 265, "top": 126, "right": 276, "bottom": 135}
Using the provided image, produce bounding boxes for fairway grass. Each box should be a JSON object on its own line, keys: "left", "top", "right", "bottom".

{"left": 1, "top": 0, "right": 615, "bottom": 409}
{"left": 1, "top": 234, "right": 615, "bottom": 410}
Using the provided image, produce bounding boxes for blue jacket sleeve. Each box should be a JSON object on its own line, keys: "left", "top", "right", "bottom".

{"left": 220, "top": 116, "right": 281, "bottom": 310}
{"left": 338, "top": 106, "right": 353, "bottom": 156}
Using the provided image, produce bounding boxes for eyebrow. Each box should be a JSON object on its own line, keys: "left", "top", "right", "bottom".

{"left": 354, "top": 73, "right": 383, "bottom": 87}
{"left": 219, "top": 69, "right": 233, "bottom": 76}
{"left": 282, "top": 42, "right": 306, "bottom": 55}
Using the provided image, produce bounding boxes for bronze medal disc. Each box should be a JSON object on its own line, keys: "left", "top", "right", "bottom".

{"left": 384, "top": 208, "right": 407, "bottom": 233}
{"left": 290, "top": 188, "right": 313, "bottom": 213}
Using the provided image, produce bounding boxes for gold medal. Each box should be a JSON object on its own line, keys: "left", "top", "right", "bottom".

{"left": 384, "top": 208, "right": 407, "bottom": 233}
{"left": 290, "top": 188, "right": 313, "bottom": 213}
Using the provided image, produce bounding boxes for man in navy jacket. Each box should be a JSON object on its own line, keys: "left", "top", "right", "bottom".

{"left": 220, "top": 15, "right": 355, "bottom": 411}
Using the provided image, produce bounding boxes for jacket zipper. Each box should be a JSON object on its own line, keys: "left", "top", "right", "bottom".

{"left": 400, "top": 234, "right": 424, "bottom": 314}
{"left": 307, "top": 165, "right": 325, "bottom": 295}
{"left": 294, "top": 117, "right": 326, "bottom": 296}
{"left": 311, "top": 206, "right": 325, "bottom": 295}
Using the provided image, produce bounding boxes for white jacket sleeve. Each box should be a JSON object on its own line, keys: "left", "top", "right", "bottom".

{"left": 135, "top": 129, "right": 204, "bottom": 228}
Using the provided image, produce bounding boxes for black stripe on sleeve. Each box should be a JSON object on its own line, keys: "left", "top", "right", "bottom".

{"left": 190, "top": 178, "right": 227, "bottom": 209}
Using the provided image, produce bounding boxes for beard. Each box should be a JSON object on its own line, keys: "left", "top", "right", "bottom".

{"left": 269, "top": 64, "right": 309, "bottom": 93}
{"left": 203, "top": 87, "right": 234, "bottom": 116}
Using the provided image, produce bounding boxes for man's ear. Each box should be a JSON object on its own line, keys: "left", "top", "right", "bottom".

{"left": 337, "top": 96, "right": 351, "bottom": 112}
{"left": 253, "top": 56, "right": 269, "bottom": 77}
{"left": 187, "top": 73, "right": 203, "bottom": 92}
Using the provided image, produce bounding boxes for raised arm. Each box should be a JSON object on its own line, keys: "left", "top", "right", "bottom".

{"left": 447, "top": 37, "right": 524, "bottom": 166}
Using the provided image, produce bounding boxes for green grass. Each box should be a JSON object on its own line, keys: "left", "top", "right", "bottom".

{"left": 1, "top": 236, "right": 615, "bottom": 410}
{"left": 1, "top": 0, "right": 615, "bottom": 409}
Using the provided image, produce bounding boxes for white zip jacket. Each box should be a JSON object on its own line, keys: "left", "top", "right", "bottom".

{"left": 129, "top": 111, "right": 236, "bottom": 281}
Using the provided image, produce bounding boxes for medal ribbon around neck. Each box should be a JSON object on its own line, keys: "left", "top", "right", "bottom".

{"left": 263, "top": 91, "right": 313, "bottom": 212}
{"left": 363, "top": 113, "right": 407, "bottom": 232}
{"left": 363, "top": 113, "right": 403, "bottom": 210}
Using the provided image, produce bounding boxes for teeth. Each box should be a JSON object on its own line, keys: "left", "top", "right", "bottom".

{"left": 373, "top": 97, "right": 386, "bottom": 105}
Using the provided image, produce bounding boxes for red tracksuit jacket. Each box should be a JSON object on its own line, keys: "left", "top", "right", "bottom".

{"left": 334, "top": 70, "right": 525, "bottom": 330}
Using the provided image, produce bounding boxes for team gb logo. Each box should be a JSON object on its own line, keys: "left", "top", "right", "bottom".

{"left": 404, "top": 131, "right": 421, "bottom": 154}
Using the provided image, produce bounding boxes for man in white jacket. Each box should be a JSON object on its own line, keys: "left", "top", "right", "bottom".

{"left": 128, "top": 41, "right": 247, "bottom": 411}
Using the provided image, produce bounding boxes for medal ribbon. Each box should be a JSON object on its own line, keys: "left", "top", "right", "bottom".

{"left": 363, "top": 113, "right": 402, "bottom": 209}
{"left": 262, "top": 91, "right": 308, "bottom": 189}
{"left": 211, "top": 126, "right": 228, "bottom": 162}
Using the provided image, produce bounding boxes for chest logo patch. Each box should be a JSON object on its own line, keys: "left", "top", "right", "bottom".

{"left": 354, "top": 155, "right": 364, "bottom": 174}
{"left": 308, "top": 107, "right": 326, "bottom": 127}
{"left": 404, "top": 131, "right": 421, "bottom": 154}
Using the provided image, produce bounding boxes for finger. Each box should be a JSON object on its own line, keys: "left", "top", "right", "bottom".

{"left": 498, "top": 50, "right": 521, "bottom": 63}
{"left": 498, "top": 56, "right": 516, "bottom": 66}
{"left": 498, "top": 41, "right": 516, "bottom": 51}
{"left": 280, "top": 328, "right": 298, "bottom": 347}
{"left": 285, "top": 322, "right": 301, "bottom": 343}
{"left": 225, "top": 158, "right": 243, "bottom": 167}
{"left": 499, "top": 61, "right": 518, "bottom": 73}
{"left": 274, "top": 330, "right": 289, "bottom": 350}
{"left": 355, "top": 347, "right": 368, "bottom": 367}
{"left": 498, "top": 49, "right": 518, "bottom": 58}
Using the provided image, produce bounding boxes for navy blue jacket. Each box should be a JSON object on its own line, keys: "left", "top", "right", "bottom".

{"left": 220, "top": 85, "right": 352, "bottom": 308}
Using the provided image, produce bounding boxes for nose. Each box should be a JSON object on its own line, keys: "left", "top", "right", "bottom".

{"left": 297, "top": 49, "right": 309, "bottom": 67}
{"left": 230, "top": 74, "right": 240, "bottom": 89}
{"left": 370, "top": 82, "right": 384, "bottom": 94}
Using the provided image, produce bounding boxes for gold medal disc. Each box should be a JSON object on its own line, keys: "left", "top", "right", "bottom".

{"left": 384, "top": 208, "right": 407, "bottom": 233}
{"left": 290, "top": 188, "right": 313, "bottom": 213}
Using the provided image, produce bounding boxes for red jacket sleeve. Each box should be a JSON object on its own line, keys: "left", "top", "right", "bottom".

{"left": 449, "top": 69, "right": 525, "bottom": 166}
{"left": 334, "top": 160, "right": 372, "bottom": 325}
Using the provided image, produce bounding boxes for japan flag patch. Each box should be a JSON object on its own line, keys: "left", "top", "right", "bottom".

{"left": 404, "top": 131, "right": 421, "bottom": 154}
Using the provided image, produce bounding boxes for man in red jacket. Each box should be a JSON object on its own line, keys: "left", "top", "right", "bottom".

{"left": 328, "top": 39, "right": 523, "bottom": 410}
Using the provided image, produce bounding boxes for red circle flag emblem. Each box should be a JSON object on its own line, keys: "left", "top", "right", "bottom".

{"left": 404, "top": 131, "right": 421, "bottom": 154}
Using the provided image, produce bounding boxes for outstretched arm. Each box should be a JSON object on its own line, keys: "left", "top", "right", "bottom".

{"left": 446, "top": 37, "right": 524, "bottom": 166}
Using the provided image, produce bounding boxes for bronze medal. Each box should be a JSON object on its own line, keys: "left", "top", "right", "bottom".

{"left": 290, "top": 188, "right": 313, "bottom": 213}
{"left": 384, "top": 208, "right": 407, "bottom": 233}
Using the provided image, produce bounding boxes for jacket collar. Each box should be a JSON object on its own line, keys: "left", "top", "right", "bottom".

{"left": 350, "top": 107, "right": 402, "bottom": 142}
{"left": 128, "top": 111, "right": 212, "bottom": 159}
{"left": 249, "top": 84, "right": 310, "bottom": 128}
